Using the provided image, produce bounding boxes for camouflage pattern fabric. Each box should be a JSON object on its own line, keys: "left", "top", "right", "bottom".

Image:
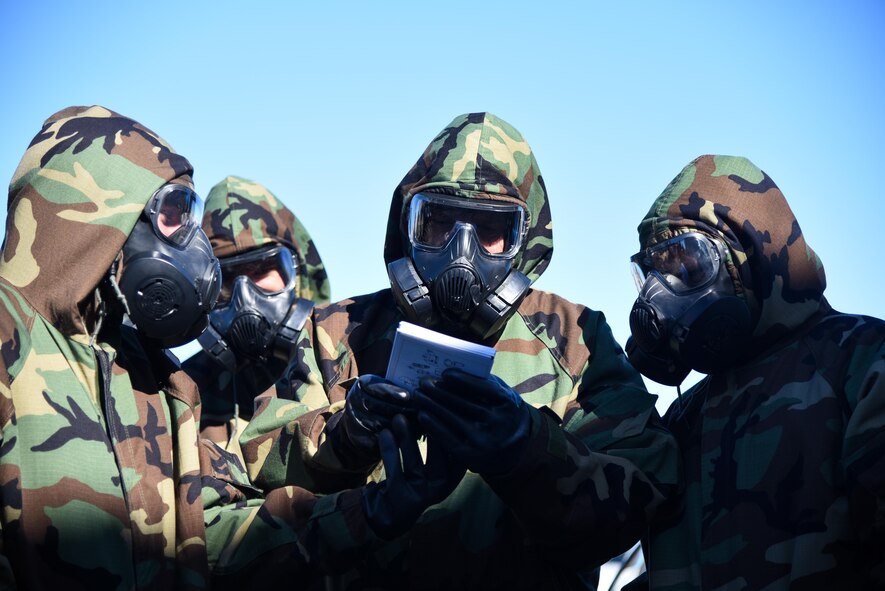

{"left": 183, "top": 176, "right": 331, "bottom": 440}
{"left": 0, "top": 106, "right": 379, "bottom": 590}
{"left": 241, "top": 113, "right": 681, "bottom": 589}
{"left": 201, "top": 175, "right": 330, "bottom": 304}
{"left": 633, "top": 155, "right": 885, "bottom": 589}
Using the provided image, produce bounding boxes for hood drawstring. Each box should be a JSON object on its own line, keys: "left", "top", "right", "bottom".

{"left": 107, "top": 253, "right": 131, "bottom": 317}
{"left": 91, "top": 253, "right": 128, "bottom": 347}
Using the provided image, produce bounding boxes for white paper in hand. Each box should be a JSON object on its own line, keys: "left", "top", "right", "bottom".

{"left": 385, "top": 321, "right": 496, "bottom": 391}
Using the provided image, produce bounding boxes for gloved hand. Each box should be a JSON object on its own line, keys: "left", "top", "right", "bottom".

{"left": 339, "top": 374, "right": 414, "bottom": 453}
{"left": 362, "top": 414, "right": 466, "bottom": 539}
{"left": 412, "top": 368, "right": 532, "bottom": 475}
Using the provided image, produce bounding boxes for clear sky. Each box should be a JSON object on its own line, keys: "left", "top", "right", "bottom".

{"left": 1, "top": 1, "right": 883, "bottom": 413}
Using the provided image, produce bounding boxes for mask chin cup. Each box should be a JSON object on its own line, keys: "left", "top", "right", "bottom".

{"left": 387, "top": 257, "right": 433, "bottom": 326}
{"left": 626, "top": 336, "right": 691, "bottom": 387}
{"left": 676, "top": 295, "right": 752, "bottom": 374}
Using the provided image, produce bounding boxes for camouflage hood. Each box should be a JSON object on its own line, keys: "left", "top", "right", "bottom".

{"left": 637, "top": 154, "right": 827, "bottom": 346}
{"left": 202, "top": 175, "right": 331, "bottom": 303}
{"left": 383, "top": 112, "right": 553, "bottom": 283}
{"left": 1, "top": 105, "right": 193, "bottom": 336}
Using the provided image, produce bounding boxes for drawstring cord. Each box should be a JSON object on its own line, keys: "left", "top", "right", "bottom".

{"left": 107, "top": 253, "right": 131, "bottom": 317}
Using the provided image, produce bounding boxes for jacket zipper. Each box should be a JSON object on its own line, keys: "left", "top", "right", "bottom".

{"left": 95, "top": 348, "right": 137, "bottom": 564}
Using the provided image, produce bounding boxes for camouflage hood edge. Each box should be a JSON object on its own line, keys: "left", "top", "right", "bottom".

{"left": 1, "top": 105, "right": 193, "bottom": 337}
{"left": 383, "top": 112, "right": 553, "bottom": 284}
{"left": 637, "top": 154, "right": 827, "bottom": 347}
{"left": 201, "top": 175, "right": 331, "bottom": 303}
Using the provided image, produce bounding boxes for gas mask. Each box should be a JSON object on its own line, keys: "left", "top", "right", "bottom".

{"left": 627, "top": 231, "right": 752, "bottom": 384}
{"left": 119, "top": 184, "right": 221, "bottom": 348}
{"left": 388, "top": 192, "right": 531, "bottom": 340}
{"left": 198, "top": 245, "right": 314, "bottom": 371}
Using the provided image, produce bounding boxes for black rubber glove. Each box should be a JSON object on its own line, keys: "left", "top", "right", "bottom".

{"left": 361, "top": 414, "right": 466, "bottom": 540}
{"left": 413, "top": 368, "right": 532, "bottom": 475}
{"left": 339, "top": 374, "right": 414, "bottom": 453}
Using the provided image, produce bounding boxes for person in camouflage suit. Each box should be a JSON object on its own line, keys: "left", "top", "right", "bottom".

{"left": 625, "top": 155, "right": 885, "bottom": 589}
{"left": 240, "top": 112, "right": 681, "bottom": 590}
{"left": 0, "top": 105, "right": 461, "bottom": 589}
{"left": 182, "top": 175, "right": 330, "bottom": 450}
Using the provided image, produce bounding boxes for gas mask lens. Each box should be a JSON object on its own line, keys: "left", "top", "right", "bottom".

{"left": 218, "top": 245, "right": 297, "bottom": 303}
{"left": 630, "top": 232, "right": 721, "bottom": 294}
{"left": 146, "top": 184, "right": 205, "bottom": 247}
{"left": 408, "top": 193, "right": 526, "bottom": 257}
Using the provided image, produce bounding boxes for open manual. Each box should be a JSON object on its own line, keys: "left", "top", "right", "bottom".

{"left": 385, "top": 321, "right": 496, "bottom": 391}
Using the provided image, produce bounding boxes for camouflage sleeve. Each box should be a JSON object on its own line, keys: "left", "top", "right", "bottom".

{"left": 841, "top": 324, "right": 885, "bottom": 556}
{"left": 0, "top": 423, "right": 15, "bottom": 589}
{"left": 182, "top": 352, "right": 236, "bottom": 427}
{"left": 484, "top": 313, "right": 681, "bottom": 567}
{"left": 239, "top": 317, "right": 369, "bottom": 493}
{"left": 199, "top": 439, "right": 385, "bottom": 585}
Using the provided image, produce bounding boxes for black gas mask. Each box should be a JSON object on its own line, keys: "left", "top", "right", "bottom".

{"left": 198, "top": 245, "right": 314, "bottom": 371}
{"left": 119, "top": 184, "right": 221, "bottom": 348}
{"left": 627, "top": 231, "right": 752, "bottom": 385}
{"left": 388, "top": 192, "right": 531, "bottom": 340}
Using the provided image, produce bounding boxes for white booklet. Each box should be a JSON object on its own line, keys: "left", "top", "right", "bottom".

{"left": 385, "top": 321, "right": 496, "bottom": 391}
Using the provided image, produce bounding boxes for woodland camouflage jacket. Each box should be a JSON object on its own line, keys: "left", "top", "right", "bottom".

{"left": 634, "top": 155, "right": 885, "bottom": 590}
{"left": 240, "top": 113, "right": 681, "bottom": 590}
{"left": 182, "top": 175, "right": 330, "bottom": 429}
{"left": 0, "top": 106, "right": 378, "bottom": 590}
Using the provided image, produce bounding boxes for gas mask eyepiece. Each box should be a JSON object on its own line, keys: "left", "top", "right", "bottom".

{"left": 119, "top": 184, "right": 221, "bottom": 348}
{"left": 408, "top": 192, "right": 526, "bottom": 259}
{"left": 627, "top": 231, "right": 752, "bottom": 382}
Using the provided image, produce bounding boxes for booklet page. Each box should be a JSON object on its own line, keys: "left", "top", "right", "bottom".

{"left": 385, "top": 321, "right": 496, "bottom": 391}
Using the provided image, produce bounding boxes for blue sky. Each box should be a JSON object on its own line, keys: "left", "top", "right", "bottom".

{"left": 1, "top": 1, "right": 883, "bottom": 412}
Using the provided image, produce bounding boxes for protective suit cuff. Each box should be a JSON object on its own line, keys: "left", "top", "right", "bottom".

{"left": 484, "top": 407, "right": 567, "bottom": 485}
{"left": 311, "top": 488, "right": 384, "bottom": 558}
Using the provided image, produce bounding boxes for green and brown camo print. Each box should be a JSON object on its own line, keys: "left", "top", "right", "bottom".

{"left": 202, "top": 175, "right": 330, "bottom": 304}
{"left": 185, "top": 176, "right": 331, "bottom": 435}
{"left": 0, "top": 106, "right": 381, "bottom": 590}
{"left": 637, "top": 154, "right": 826, "bottom": 347}
{"left": 635, "top": 155, "right": 885, "bottom": 590}
{"left": 0, "top": 105, "right": 211, "bottom": 589}
{"left": 240, "top": 113, "right": 681, "bottom": 590}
